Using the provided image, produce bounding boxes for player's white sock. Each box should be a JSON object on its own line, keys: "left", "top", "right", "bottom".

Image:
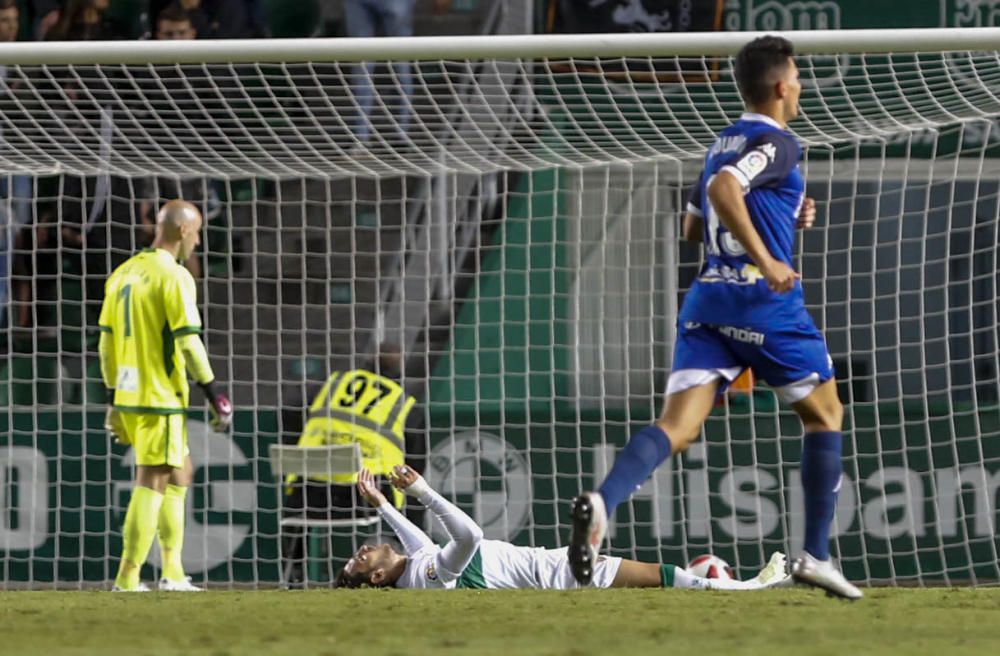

{"left": 670, "top": 565, "right": 765, "bottom": 591}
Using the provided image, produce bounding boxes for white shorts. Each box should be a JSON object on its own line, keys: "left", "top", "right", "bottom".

{"left": 534, "top": 547, "right": 622, "bottom": 590}
{"left": 666, "top": 367, "right": 822, "bottom": 405}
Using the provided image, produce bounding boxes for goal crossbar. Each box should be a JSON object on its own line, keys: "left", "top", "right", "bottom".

{"left": 0, "top": 28, "right": 999, "bottom": 65}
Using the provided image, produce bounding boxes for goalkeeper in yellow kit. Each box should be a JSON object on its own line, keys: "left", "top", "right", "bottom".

{"left": 99, "top": 200, "right": 233, "bottom": 592}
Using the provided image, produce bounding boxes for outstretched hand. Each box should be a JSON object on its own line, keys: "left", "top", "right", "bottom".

{"left": 357, "top": 468, "right": 387, "bottom": 508}
{"left": 389, "top": 464, "right": 430, "bottom": 497}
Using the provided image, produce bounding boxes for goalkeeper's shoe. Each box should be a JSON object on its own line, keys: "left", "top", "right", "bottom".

{"left": 111, "top": 582, "right": 150, "bottom": 592}
{"left": 747, "top": 551, "right": 793, "bottom": 589}
{"left": 568, "top": 491, "right": 607, "bottom": 585}
{"left": 791, "top": 553, "right": 863, "bottom": 600}
{"left": 159, "top": 576, "right": 204, "bottom": 592}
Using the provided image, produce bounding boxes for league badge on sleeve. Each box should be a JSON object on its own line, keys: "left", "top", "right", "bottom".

{"left": 736, "top": 150, "right": 769, "bottom": 181}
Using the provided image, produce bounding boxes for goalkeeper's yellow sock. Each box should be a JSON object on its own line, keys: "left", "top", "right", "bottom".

{"left": 158, "top": 484, "right": 188, "bottom": 582}
{"left": 115, "top": 485, "right": 164, "bottom": 590}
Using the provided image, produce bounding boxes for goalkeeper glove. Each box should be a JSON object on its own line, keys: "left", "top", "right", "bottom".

{"left": 104, "top": 404, "right": 129, "bottom": 445}
{"left": 199, "top": 381, "right": 233, "bottom": 433}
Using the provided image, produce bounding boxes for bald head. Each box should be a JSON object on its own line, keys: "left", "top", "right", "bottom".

{"left": 157, "top": 199, "right": 201, "bottom": 236}
{"left": 154, "top": 200, "right": 203, "bottom": 260}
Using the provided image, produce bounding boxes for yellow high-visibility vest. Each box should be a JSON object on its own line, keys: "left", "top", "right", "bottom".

{"left": 292, "top": 369, "right": 415, "bottom": 508}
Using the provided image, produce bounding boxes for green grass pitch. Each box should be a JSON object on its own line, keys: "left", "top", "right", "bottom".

{"left": 2, "top": 588, "right": 999, "bottom": 655}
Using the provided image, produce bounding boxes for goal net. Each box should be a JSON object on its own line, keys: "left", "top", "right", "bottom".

{"left": 1, "top": 29, "right": 999, "bottom": 588}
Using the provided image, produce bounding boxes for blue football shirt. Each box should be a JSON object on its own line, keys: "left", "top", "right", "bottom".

{"left": 680, "top": 112, "right": 808, "bottom": 328}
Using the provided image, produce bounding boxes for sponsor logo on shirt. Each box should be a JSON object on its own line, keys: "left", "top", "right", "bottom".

{"left": 715, "top": 325, "right": 765, "bottom": 346}
{"left": 116, "top": 367, "right": 139, "bottom": 392}
{"left": 698, "top": 263, "right": 764, "bottom": 285}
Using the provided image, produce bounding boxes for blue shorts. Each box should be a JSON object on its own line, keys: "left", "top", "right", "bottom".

{"left": 669, "top": 320, "right": 835, "bottom": 404}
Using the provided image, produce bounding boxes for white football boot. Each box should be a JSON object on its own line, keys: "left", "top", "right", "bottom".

{"left": 747, "top": 551, "right": 794, "bottom": 589}
{"left": 158, "top": 576, "right": 204, "bottom": 592}
{"left": 791, "top": 553, "right": 863, "bottom": 600}
{"left": 568, "top": 491, "right": 607, "bottom": 585}
{"left": 111, "top": 582, "right": 151, "bottom": 592}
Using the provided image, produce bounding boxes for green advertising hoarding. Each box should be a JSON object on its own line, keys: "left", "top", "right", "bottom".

{"left": 1, "top": 410, "right": 281, "bottom": 584}
{"left": 2, "top": 405, "right": 997, "bottom": 584}
{"left": 424, "top": 402, "right": 1000, "bottom": 583}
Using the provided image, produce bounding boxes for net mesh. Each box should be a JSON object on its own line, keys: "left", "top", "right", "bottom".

{"left": 1, "top": 42, "right": 999, "bottom": 588}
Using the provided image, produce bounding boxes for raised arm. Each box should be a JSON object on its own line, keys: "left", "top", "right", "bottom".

{"left": 356, "top": 468, "right": 433, "bottom": 556}
{"left": 391, "top": 465, "right": 483, "bottom": 581}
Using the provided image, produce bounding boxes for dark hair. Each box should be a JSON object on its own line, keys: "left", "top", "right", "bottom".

{"left": 734, "top": 35, "right": 795, "bottom": 107}
{"left": 335, "top": 566, "right": 373, "bottom": 589}
{"left": 0, "top": 0, "right": 18, "bottom": 12}
{"left": 157, "top": 3, "right": 192, "bottom": 26}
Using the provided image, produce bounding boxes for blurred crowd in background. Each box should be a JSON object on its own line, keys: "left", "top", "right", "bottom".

{"left": 6, "top": 0, "right": 479, "bottom": 42}
{"left": 0, "top": 0, "right": 699, "bottom": 385}
{"left": 0, "top": 0, "right": 486, "bottom": 349}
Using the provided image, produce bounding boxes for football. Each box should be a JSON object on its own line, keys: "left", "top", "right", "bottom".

{"left": 686, "top": 554, "right": 735, "bottom": 580}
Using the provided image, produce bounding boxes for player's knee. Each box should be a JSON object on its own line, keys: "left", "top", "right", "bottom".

{"left": 827, "top": 399, "right": 844, "bottom": 430}
{"left": 135, "top": 464, "right": 173, "bottom": 492}
{"left": 803, "top": 397, "right": 843, "bottom": 432}
{"left": 170, "top": 467, "right": 193, "bottom": 487}
{"left": 816, "top": 395, "right": 844, "bottom": 431}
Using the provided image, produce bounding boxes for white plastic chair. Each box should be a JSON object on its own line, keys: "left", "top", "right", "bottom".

{"left": 269, "top": 443, "right": 380, "bottom": 587}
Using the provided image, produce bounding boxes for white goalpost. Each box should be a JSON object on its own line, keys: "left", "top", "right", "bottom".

{"left": 1, "top": 28, "right": 999, "bottom": 588}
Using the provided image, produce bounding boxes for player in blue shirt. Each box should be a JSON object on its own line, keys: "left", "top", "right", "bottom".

{"left": 568, "top": 36, "right": 861, "bottom": 600}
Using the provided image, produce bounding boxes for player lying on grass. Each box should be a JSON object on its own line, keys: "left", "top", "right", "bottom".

{"left": 336, "top": 466, "right": 789, "bottom": 591}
